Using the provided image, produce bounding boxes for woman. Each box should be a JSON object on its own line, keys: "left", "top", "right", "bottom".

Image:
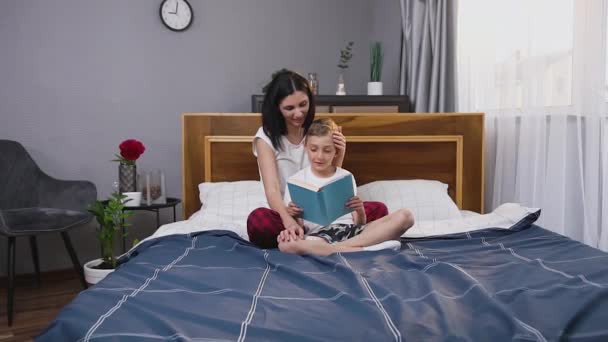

{"left": 247, "top": 70, "right": 388, "bottom": 248}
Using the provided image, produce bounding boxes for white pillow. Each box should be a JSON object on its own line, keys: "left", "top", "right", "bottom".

{"left": 190, "top": 181, "right": 269, "bottom": 240}
{"left": 404, "top": 203, "right": 540, "bottom": 238}
{"left": 357, "top": 180, "right": 462, "bottom": 221}
{"left": 177, "top": 179, "right": 458, "bottom": 241}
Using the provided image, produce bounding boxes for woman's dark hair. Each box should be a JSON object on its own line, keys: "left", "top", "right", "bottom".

{"left": 261, "top": 70, "right": 315, "bottom": 151}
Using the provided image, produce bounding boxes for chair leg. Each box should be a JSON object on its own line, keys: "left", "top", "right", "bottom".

{"left": 29, "top": 236, "right": 41, "bottom": 288}
{"left": 7, "top": 237, "right": 16, "bottom": 326}
{"left": 60, "top": 232, "right": 88, "bottom": 290}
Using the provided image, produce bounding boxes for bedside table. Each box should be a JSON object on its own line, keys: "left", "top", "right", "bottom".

{"left": 120, "top": 197, "right": 181, "bottom": 252}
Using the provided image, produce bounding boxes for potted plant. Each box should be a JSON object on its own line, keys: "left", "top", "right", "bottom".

{"left": 336, "top": 41, "right": 354, "bottom": 95}
{"left": 83, "top": 192, "right": 133, "bottom": 285}
{"left": 368, "top": 41, "right": 384, "bottom": 95}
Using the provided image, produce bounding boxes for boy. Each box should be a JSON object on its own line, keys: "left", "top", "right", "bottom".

{"left": 278, "top": 118, "right": 414, "bottom": 256}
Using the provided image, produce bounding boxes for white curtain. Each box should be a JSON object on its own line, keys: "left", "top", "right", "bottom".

{"left": 457, "top": 0, "right": 608, "bottom": 251}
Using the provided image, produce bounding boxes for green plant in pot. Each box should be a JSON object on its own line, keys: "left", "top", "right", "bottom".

{"left": 368, "top": 41, "right": 383, "bottom": 95}
{"left": 84, "top": 193, "right": 133, "bottom": 284}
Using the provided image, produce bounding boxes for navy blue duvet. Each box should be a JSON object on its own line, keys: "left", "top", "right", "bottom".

{"left": 39, "top": 220, "right": 608, "bottom": 341}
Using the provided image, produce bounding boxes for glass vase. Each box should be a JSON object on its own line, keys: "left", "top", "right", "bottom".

{"left": 138, "top": 169, "right": 167, "bottom": 205}
{"left": 118, "top": 163, "right": 137, "bottom": 193}
{"left": 308, "top": 72, "right": 319, "bottom": 95}
{"left": 336, "top": 72, "right": 346, "bottom": 95}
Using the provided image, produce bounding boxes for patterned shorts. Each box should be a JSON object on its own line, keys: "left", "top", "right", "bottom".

{"left": 308, "top": 223, "right": 365, "bottom": 244}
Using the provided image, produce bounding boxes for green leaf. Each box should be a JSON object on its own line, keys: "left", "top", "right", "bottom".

{"left": 337, "top": 41, "right": 355, "bottom": 70}
{"left": 88, "top": 191, "right": 134, "bottom": 269}
{"left": 369, "top": 41, "right": 383, "bottom": 82}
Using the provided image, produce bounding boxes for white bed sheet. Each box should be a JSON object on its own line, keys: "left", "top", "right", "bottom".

{"left": 134, "top": 203, "right": 538, "bottom": 252}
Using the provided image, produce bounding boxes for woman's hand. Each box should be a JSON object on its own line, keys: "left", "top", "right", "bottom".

{"left": 286, "top": 201, "right": 303, "bottom": 217}
{"left": 332, "top": 126, "right": 346, "bottom": 167}
{"left": 333, "top": 126, "right": 346, "bottom": 155}
{"left": 278, "top": 216, "right": 304, "bottom": 243}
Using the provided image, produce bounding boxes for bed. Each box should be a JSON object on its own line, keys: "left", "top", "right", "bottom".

{"left": 39, "top": 113, "right": 608, "bottom": 341}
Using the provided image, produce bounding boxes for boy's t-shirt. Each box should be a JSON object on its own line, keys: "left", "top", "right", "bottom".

{"left": 253, "top": 127, "right": 310, "bottom": 198}
{"left": 284, "top": 166, "right": 358, "bottom": 233}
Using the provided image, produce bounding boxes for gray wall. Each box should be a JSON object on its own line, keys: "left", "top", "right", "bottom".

{"left": 0, "top": 0, "right": 402, "bottom": 274}
{"left": 370, "top": 0, "right": 403, "bottom": 94}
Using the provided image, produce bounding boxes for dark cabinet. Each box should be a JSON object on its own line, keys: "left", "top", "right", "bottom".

{"left": 251, "top": 95, "right": 411, "bottom": 113}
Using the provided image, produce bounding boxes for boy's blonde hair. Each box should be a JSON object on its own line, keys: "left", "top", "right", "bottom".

{"left": 306, "top": 118, "right": 339, "bottom": 138}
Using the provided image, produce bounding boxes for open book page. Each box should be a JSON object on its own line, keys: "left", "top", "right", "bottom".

{"left": 287, "top": 178, "right": 320, "bottom": 192}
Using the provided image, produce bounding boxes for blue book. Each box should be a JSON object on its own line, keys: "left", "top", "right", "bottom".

{"left": 287, "top": 174, "right": 354, "bottom": 226}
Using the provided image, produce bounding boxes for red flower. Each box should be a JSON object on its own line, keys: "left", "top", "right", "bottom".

{"left": 118, "top": 139, "right": 145, "bottom": 164}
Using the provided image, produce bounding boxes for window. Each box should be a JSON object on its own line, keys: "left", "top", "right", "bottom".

{"left": 457, "top": 0, "right": 574, "bottom": 110}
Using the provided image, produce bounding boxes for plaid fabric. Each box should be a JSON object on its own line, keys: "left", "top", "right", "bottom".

{"left": 246, "top": 207, "right": 285, "bottom": 248}
{"left": 247, "top": 201, "right": 388, "bottom": 248}
{"left": 363, "top": 201, "right": 389, "bottom": 222}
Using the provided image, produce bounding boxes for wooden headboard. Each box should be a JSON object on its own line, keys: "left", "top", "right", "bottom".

{"left": 182, "top": 113, "right": 484, "bottom": 219}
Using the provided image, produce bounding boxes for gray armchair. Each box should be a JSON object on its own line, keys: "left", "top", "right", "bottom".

{"left": 0, "top": 140, "right": 96, "bottom": 326}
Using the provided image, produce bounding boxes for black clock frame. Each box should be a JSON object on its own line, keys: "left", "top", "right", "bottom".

{"left": 159, "top": 0, "right": 193, "bottom": 32}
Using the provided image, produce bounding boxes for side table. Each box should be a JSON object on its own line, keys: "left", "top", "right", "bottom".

{"left": 121, "top": 197, "right": 181, "bottom": 252}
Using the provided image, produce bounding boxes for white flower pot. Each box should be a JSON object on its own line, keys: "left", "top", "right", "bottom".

{"left": 84, "top": 258, "right": 115, "bottom": 285}
{"left": 367, "top": 82, "right": 383, "bottom": 95}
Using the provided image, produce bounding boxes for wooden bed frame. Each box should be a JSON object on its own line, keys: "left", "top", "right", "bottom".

{"left": 182, "top": 113, "right": 485, "bottom": 219}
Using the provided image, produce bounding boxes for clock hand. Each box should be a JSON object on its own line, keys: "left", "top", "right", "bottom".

{"left": 169, "top": 0, "right": 178, "bottom": 14}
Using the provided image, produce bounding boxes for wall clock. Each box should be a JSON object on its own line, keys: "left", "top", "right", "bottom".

{"left": 160, "top": 0, "right": 193, "bottom": 32}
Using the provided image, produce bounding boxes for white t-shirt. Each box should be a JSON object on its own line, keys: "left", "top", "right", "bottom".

{"left": 284, "top": 166, "right": 358, "bottom": 233}
{"left": 253, "top": 127, "right": 309, "bottom": 198}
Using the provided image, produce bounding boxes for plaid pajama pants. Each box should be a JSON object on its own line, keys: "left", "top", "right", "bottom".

{"left": 246, "top": 201, "right": 388, "bottom": 249}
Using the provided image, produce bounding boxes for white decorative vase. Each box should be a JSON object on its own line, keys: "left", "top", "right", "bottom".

{"left": 367, "top": 82, "right": 383, "bottom": 95}
{"left": 84, "top": 258, "right": 115, "bottom": 285}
